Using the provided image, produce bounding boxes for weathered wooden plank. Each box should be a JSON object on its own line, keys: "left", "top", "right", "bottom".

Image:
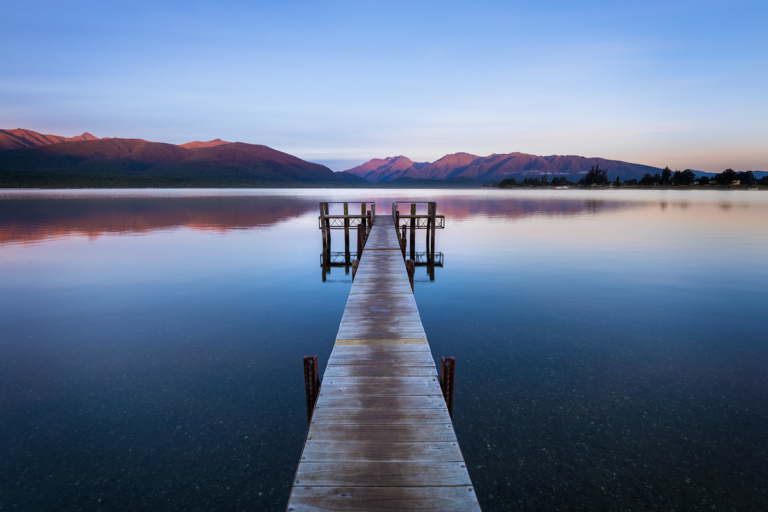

{"left": 322, "top": 375, "right": 439, "bottom": 385}
{"left": 326, "top": 354, "right": 435, "bottom": 366}
{"left": 330, "top": 344, "right": 431, "bottom": 354}
{"left": 300, "top": 441, "right": 461, "bottom": 462}
{"left": 334, "top": 338, "right": 428, "bottom": 347}
{"left": 287, "top": 486, "right": 480, "bottom": 512}
{"left": 319, "top": 381, "right": 441, "bottom": 396}
{"left": 336, "top": 331, "right": 427, "bottom": 339}
{"left": 323, "top": 364, "right": 437, "bottom": 377}
{"left": 294, "top": 462, "right": 471, "bottom": 487}
{"left": 316, "top": 394, "right": 446, "bottom": 409}
{"left": 310, "top": 407, "right": 451, "bottom": 425}
{"left": 336, "top": 329, "right": 427, "bottom": 339}
{"left": 307, "top": 424, "right": 456, "bottom": 443}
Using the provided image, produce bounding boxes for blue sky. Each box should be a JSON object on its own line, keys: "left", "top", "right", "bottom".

{"left": 1, "top": 0, "right": 766, "bottom": 171}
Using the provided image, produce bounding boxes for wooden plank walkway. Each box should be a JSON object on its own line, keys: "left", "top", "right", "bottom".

{"left": 287, "top": 214, "right": 481, "bottom": 512}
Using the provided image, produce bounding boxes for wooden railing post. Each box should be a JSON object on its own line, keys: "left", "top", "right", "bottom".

{"left": 440, "top": 356, "right": 455, "bottom": 419}
{"left": 323, "top": 203, "right": 331, "bottom": 258}
{"left": 429, "top": 202, "right": 436, "bottom": 261}
{"left": 344, "top": 203, "right": 350, "bottom": 265}
{"left": 303, "top": 355, "right": 320, "bottom": 425}
{"left": 409, "top": 203, "right": 416, "bottom": 261}
{"left": 319, "top": 202, "right": 330, "bottom": 262}
{"left": 357, "top": 223, "right": 364, "bottom": 259}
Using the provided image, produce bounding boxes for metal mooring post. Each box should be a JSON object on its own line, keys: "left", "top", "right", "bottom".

{"left": 440, "top": 356, "right": 455, "bottom": 419}
{"left": 303, "top": 355, "right": 320, "bottom": 425}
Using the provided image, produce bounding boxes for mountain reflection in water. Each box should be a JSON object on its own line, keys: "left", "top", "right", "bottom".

{"left": 0, "top": 190, "right": 647, "bottom": 246}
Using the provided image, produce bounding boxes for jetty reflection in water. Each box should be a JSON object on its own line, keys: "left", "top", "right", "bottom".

{"left": 1, "top": 189, "right": 767, "bottom": 512}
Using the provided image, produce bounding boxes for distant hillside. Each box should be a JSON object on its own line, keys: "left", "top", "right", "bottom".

{"left": 0, "top": 128, "right": 99, "bottom": 151}
{"left": 344, "top": 156, "right": 430, "bottom": 182}
{"left": 0, "top": 138, "right": 364, "bottom": 187}
{"left": 179, "top": 139, "right": 232, "bottom": 149}
{"left": 345, "top": 152, "right": 662, "bottom": 182}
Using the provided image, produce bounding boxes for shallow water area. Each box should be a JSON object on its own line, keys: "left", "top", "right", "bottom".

{"left": 1, "top": 188, "right": 767, "bottom": 511}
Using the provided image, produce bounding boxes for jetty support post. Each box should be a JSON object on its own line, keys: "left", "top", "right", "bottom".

{"left": 361, "top": 203, "right": 367, "bottom": 234}
{"left": 371, "top": 203, "right": 376, "bottom": 223}
{"left": 367, "top": 209, "right": 372, "bottom": 234}
{"left": 344, "top": 203, "right": 350, "bottom": 265}
{"left": 406, "top": 259, "right": 415, "bottom": 292}
{"left": 319, "top": 202, "right": 327, "bottom": 259}
{"left": 429, "top": 202, "right": 436, "bottom": 261}
{"left": 395, "top": 209, "right": 400, "bottom": 237}
{"left": 400, "top": 231, "right": 407, "bottom": 259}
{"left": 303, "top": 355, "right": 321, "bottom": 425}
{"left": 357, "top": 224, "right": 364, "bottom": 259}
{"left": 323, "top": 203, "right": 331, "bottom": 259}
{"left": 352, "top": 259, "right": 359, "bottom": 281}
{"left": 440, "top": 356, "right": 455, "bottom": 419}
{"left": 409, "top": 203, "right": 416, "bottom": 261}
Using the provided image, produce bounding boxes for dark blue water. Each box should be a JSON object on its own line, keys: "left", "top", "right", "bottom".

{"left": 1, "top": 189, "right": 766, "bottom": 511}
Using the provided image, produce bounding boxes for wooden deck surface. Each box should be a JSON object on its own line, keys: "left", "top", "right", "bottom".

{"left": 287, "top": 215, "right": 481, "bottom": 512}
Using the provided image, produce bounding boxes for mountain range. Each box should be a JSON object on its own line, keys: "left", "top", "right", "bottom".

{"left": 0, "top": 129, "right": 363, "bottom": 186}
{"left": 344, "top": 153, "right": 665, "bottom": 182}
{"left": 2, "top": 128, "right": 760, "bottom": 187}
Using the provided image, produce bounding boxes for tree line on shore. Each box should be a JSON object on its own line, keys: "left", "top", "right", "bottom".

{"left": 492, "top": 166, "right": 766, "bottom": 188}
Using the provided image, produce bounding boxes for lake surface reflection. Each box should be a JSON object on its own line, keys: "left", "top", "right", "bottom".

{"left": 1, "top": 189, "right": 767, "bottom": 511}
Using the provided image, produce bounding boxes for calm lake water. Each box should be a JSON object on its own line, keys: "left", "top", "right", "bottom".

{"left": 1, "top": 188, "right": 767, "bottom": 511}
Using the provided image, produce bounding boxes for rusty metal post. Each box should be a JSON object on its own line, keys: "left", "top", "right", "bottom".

{"left": 409, "top": 203, "right": 416, "bottom": 260}
{"left": 406, "top": 259, "right": 415, "bottom": 292}
{"left": 440, "top": 356, "right": 455, "bottom": 419}
{"left": 344, "top": 203, "right": 350, "bottom": 265}
{"left": 303, "top": 355, "right": 321, "bottom": 425}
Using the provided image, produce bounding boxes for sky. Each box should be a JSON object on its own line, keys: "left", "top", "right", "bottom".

{"left": 1, "top": 0, "right": 766, "bottom": 172}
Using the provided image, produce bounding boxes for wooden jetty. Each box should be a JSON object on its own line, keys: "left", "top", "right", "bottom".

{"left": 287, "top": 203, "right": 481, "bottom": 511}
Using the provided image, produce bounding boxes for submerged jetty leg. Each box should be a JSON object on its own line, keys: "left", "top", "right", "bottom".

{"left": 288, "top": 212, "right": 480, "bottom": 511}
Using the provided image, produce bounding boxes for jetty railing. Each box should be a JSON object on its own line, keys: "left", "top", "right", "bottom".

{"left": 392, "top": 201, "right": 444, "bottom": 263}
{"left": 318, "top": 202, "right": 375, "bottom": 266}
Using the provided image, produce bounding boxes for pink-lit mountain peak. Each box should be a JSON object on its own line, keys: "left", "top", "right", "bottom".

{"left": 344, "top": 151, "right": 662, "bottom": 182}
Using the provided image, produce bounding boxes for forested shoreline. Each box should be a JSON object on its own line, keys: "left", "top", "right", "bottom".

{"left": 492, "top": 166, "right": 766, "bottom": 188}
